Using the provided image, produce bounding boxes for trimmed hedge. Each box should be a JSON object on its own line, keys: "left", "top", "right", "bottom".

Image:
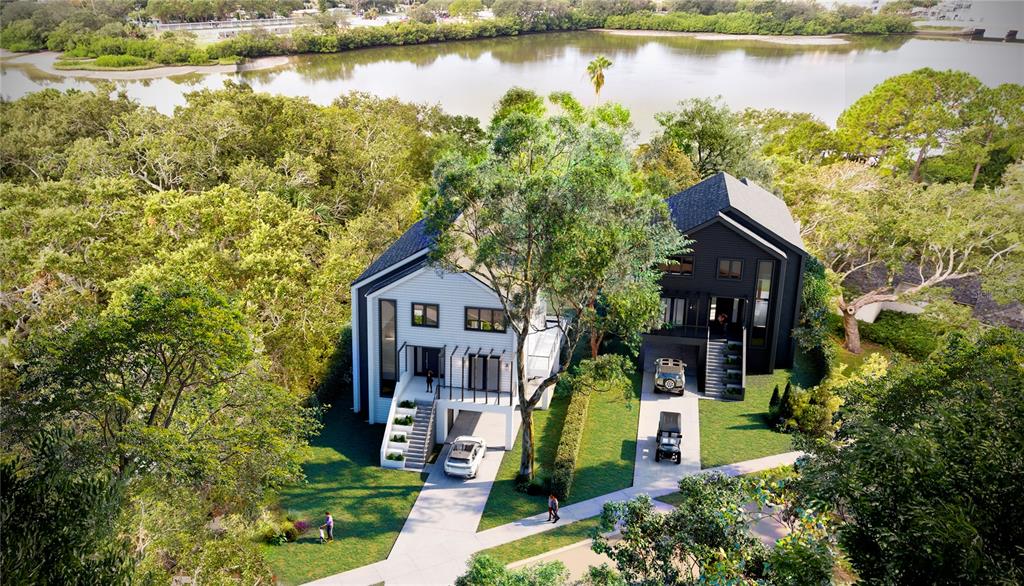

{"left": 549, "top": 386, "right": 592, "bottom": 500}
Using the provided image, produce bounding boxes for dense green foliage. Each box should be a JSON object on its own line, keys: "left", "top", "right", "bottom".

{"left": 606, "top": 8, "right": 912, "bottom": 36}
{"left": 595, "top": 474, "right": 835, "bottom": 585}
{"left": 457, "top": 555, "right": 571, "bottom": 586}
{"left": 859, "top": 310, "right": 941, "bottom": 360}
{"left": 0, "top": 84, "right": 477, "bottom": 583}
{"left": 653, "top": 96, "right": 771, "bottom": 182}
{"left": 1, "top": 429, "right": 132, "bottom": 585}
{"left": 797, "top": 329, "right": 1024, "bottom": 583}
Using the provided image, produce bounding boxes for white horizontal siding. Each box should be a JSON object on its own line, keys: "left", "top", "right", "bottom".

{"left": 366, "top": 268, "right": 518, "bottom": 422}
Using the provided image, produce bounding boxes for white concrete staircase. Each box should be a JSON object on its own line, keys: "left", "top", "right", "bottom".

{"left": 404, "top": 400, "right": 435, "bottom": 471}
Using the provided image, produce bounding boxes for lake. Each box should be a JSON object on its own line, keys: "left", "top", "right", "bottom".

{"left": 2, "top": 30, "right": 1022, "bottom": 135}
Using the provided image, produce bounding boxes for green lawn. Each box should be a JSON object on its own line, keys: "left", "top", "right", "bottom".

{"left": 699, "top": 352, "right": 820, "bottom": 469}
{"left": 263, "top": 404, "right": 425, "bottom": 585}
{"left": 478, "top": 371, "right": 642, "bottom": 530}
{"left": 477, "top": 516, "right": 603, "bottom": 565}
{"left": 835, "top": 339, "right": 893, "bottom": 371}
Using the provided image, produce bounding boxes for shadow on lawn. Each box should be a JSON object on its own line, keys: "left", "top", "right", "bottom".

{"left": 725, "top": 412, "right": 775, "bottom": 431}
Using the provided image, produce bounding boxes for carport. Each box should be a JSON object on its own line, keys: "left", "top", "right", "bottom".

{"left": 640, "top": 339, "right": 700, "bottom": 394}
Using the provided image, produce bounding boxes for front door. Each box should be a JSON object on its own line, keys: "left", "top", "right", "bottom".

{"left": 468, "top": 354, "right": 500, "bottom": 391}
{"left": 414, "top": 347, "right": 443, "bottom": 378}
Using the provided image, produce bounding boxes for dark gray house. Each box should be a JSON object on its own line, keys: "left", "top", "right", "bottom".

{"left": 642, "top": 172, "right": 808, "bottom": 397}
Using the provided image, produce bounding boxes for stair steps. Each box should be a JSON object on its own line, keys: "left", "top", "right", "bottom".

{"left": 404, "top": 400, "right": 436, "bottom": 471}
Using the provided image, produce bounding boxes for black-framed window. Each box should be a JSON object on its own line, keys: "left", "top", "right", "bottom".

{"left": 660, "top": 255, "right": 694, "bottom": 276}
{"left": 465, "top": 307, "right": 507, "bottom": 333}
{"left": 379, "top": 299, "right": 397, "bottom": 398}
{"left": 411, "top": 302, "right": 439, "bottom": 327}
{"left": 717, "top": 258, "right": 743, "bottom": 280}
{"left": 751, "top": 260, "right": 774, "bottom": 346}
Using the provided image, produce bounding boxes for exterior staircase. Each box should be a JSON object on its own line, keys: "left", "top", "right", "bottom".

{"left": 705, "top": 338, "right": 745, "bottom": 399}
{"left": 704, "top": 339, "right": 728, "bottom": 398}
{"left": 405, "top": 399, "right": 436, "bottom": 471}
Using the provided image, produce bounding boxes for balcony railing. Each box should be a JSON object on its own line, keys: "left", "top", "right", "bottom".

{"left": 652, "top": 324, "right": 710, "bottom": 339}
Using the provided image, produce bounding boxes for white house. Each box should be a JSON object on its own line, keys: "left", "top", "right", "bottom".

{"left": 350, "top": 220, "right": 562, "bottom": 470}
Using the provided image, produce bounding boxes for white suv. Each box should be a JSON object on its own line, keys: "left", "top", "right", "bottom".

{"left": 443, "top": 436, "right": 487, "bottom": 479}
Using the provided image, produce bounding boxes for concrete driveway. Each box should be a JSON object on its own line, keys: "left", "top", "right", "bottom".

{"left": 383, "top": 410, "right": 519, "bottom": 583}
{"left": 633, "top": 352, "right": 702, "bottom": 492}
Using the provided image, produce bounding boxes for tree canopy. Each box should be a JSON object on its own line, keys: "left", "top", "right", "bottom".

{"left": 423, "top": 89, "right": 686, "bottom": 479}
{"left": 797, "top": 328, "right": 1024, "bottom": 583}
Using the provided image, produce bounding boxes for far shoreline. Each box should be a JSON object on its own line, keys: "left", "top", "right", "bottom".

{"left": 0, "top": 50, "right": 292, "bottom": 80}
{"left": 594, "top": 28, "right": 852, "bottom": 45}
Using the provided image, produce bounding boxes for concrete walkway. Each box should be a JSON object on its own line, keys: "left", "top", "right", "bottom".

{"left": 306, "top": 450, "right": 804, "bottom": 585}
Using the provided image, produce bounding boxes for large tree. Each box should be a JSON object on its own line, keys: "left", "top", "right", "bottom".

{"left": 782, "top": 161, "right": 1024, "bottom": 353}
{"left": 7, "top": 276, "right": 317, "bottom": 499}
{"left": 836, "top": 68, "right": 983, "bottom": 182}
{"left": 796, "top": 328, "right": 1024, "bottom": 584}
{"left": 423, "top": 89, "right": 685, "bottom": 480}
{"left": 653, "top": 96, "right": 771, "bottom": 183}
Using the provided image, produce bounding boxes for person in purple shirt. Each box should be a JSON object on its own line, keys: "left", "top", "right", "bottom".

{"left": 321, "top": 511, "right": 334, "bottom": 542}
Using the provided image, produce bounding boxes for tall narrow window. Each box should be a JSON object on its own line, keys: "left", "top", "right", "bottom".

{"left": 379, "top": 299, "right": 397, "bottom": 397}
{"left": 752, "top": 261, "right": 773, "bottom": 346}
{"left": 660, "top": 297, "right": 671, "bottom": 325}
{"left": 672, "top": 298, "right": 687, "bottom": 326}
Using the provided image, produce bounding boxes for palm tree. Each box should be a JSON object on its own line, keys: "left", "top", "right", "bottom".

{"left": 587, "top": 55, "right": 613, "bottom": 102}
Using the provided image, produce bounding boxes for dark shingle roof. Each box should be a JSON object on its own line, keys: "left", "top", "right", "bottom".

{"left": 667, "top": 172, "right": 805, "bottom": 252}
{"left": 353, "top": 219, "right": 433, "bottom": 284}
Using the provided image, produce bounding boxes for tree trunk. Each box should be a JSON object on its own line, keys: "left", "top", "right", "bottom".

{"left": 517, "top": 408, "right": 535, "bottom": 481}
{"left": 589, "top": 329, "right": 601, "bottom": 359}
{"left": 971, "top": 128, "right": 993, "bottom": 187}
{"left": 911, "top": 145, "right": 929, "bottom": 182}
{"left": 842, "top": 310, "right": 862, "bottom": 354}
{"left": 515, "top": 321, "right": 535, "bottom": 481}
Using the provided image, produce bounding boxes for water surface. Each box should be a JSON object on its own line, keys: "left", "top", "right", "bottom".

{"left": 2, "top": 31, "right": 1022, "bottom": 134}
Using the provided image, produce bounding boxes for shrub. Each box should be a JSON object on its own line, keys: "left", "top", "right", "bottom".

{"left": 293, "top": 519, "right": 310, "bottom": 535}
{"left": 391, "top": 434, "right": 407, "bottom": 442}
{"left": 768, "top": 384, "right": 781, "bottom": 424}
{"left": 860, "top": 311, "right": 939, "bottom": 360}
{"left": 386, "top": 452, "right": 405, "bottom": 461}
{"left": 398, "top": 400, "right": 416, "bottom": 408}
{"left": 393, "top": 415, "right": 413, "bottom": 426}
{"left": 777, "top": 381, "right": 796, "bottom": 425}
{"left": 280, "top": 520, "right": 299, "bottom": 542}
{"left": 93, "top": 54, "right": 148, "bottom": 68}
{"left": 0, "top": 19, "right": 45, "bottom": 52}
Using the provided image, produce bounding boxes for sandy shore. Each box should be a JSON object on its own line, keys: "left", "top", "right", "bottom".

{"left": 0, "top": 50, "right": 292, "bottom": 80}
{"left": 595, "top": 28, "right": 850, "bottom": 45}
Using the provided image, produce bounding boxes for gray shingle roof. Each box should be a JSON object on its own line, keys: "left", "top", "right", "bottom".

{"left": 353, "top": 219, "right": 433, "bottom": 284}
{"left": 356, "top": 172, "right": 805, "bottom": 285}
{"left": 667, "top": 172, "right": 805, "bottom": 253}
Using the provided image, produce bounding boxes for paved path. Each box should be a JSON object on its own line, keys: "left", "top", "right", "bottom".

{"left": 307, "top": 450, "right": 804, "bottom": 585}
